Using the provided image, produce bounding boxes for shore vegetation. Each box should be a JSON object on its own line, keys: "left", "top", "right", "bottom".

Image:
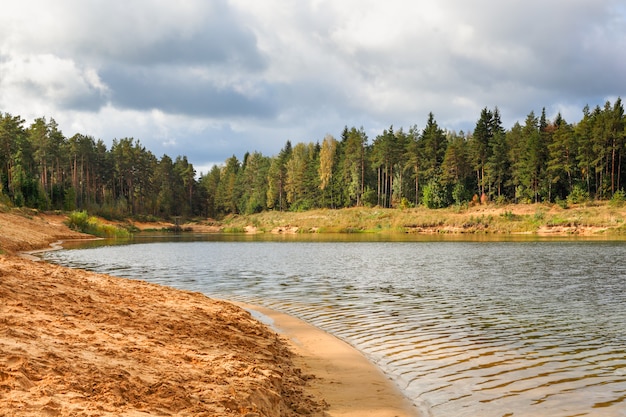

{"left": 215, "top": 201, "right": 626, "bottom": 236}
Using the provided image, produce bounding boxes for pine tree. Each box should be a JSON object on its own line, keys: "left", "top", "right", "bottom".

{"left": 342, "top": 127, "right": 367, "bottom": 206}
{"left": 470, "top": 108, "right": 493, "bottom": 197}
{"left": 266, "top": 141, "right": 292, "bottom": 211}
{"left": 485, "top": 108, "right": 509, "bottom": 199}
{"left": 441, "top": 131, "right": 471, "bottom": 204}
{"left": 547, "top": 114, "right": 576, "bottom": 199}
{"left": 216, "top": 155, "right": 240, "bottom": 214}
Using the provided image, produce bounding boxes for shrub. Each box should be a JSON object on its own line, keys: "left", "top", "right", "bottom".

{"left": 452, "top": 183, "right": 471, "bottom": 206}
{"left": 494, "top": 195, "right": 508, "bottom": 206}
{"left": 567, "top": 185, "right": 589, "bottom": 205}
{"left": 66, "top": 210, "right": 131, "bottom": 238}
{"left": 362, "top": 188, "right": 377, "bottom": 207}
{"left": 422, "top": 178, "right": 448, "bottom": 209}
{"left": 399, "top": 197, "right": 413, "bottom": 210}
{"left": 610, "top": 190, "right": 625, "bottom": 207}
{"left": 555, "top": 197, "right": 568, "bottom": 209}
{"left": 66, "top": 210, "right": 90, "bottom": 231}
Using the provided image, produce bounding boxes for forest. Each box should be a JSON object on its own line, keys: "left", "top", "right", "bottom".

{"left": 0, "top": 98, "right": 624, "bottom": 220}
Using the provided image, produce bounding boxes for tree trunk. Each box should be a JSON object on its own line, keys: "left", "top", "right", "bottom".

{"left": 611, "top": 138, "right": 616, "bottom": 195}
{"left": 389, "top": 163, "right": 393, "bottom": 208}
{"left": 359, "top": 143, "right": 364, "bottom": 206}
{"left": 377, "top": 166, "right": 381, "bottom": 207}
{"left": 618, "top": 151, "right": 622, "bottom": 193}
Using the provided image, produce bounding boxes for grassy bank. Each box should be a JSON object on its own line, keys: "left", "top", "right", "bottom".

{"left": 214, "top": 202, "right": 626, "bottom": 235}
{"left": 66, "top": 210, "right": 133, "bottom": 237}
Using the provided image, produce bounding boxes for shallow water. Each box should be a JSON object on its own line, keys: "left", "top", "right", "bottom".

{"left": 45, "top": 237, "right": 626, "bottom": 417}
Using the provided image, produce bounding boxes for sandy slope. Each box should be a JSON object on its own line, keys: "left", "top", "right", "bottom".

{"left": 0, "top": 211, "right": 89, "bottom": 255}
{"left": 0, "top": 210, "right": 419, "bottom": 417}
{"left": 0, "top": 257, "right": 326, "bottom": 416}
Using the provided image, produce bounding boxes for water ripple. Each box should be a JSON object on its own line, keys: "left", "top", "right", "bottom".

{"left": 45, "top": 240, "right": 626, "bottom": 417}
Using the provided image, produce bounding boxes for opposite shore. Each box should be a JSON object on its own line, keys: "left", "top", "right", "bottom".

{"left": 0, "top": 209, "right": 418, "bottom": 416}
{"left": 169, "top": 202, "right": 626, "bottom": 236}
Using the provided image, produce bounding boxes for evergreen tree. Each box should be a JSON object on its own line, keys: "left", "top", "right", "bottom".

{"left": 506, "top": 122, "right": 525, "bottom": 202}
{"left": 174, "top": 156, "right": 196, "bottom": 216}
{"left": 28, "top": 117, "right": 52, "bottom": 208}
{"left": 420, "top": 113, "right": 446, "bottom": 181}
{"left": 266, "top": 141, "right": 291, "bottom": 211}
{"left": 342, "top": 127, "right": 367, "bottom": 206}
{"left": 237, "top": 151, "right": 270, "bottom": 214}
{"left": 520, "top": 111, "right": 546, "bottom": 202}
{"left": 547, "top": 114, "right": 576, "bottom": 199}
{"left": 216, "top": 155, "right": 240, "bottom": 215}
{"left": 539, "top": 108, "right": 556, "bottom": 201}
{"left": 392, "top": 127, "right": 410, "bottom": 204}
{"left": 285, "top": 142, "right": 317, "bottom": 210}
{"left": 405, "top": 125, "right": 422, "bottom": 205}
{"left": 199, "top": 165, "right": 221, "bottom": 218}
{"left": 370, "top": 126, "right": 396, "bottom": 207}
{"left": 441, "top": 131, "right": 471, "bottom": 203}
{"left": 470, "top": 108, "right": 493, "bottom": 197}
{"left": 154, "top": 154, "right": 176, "bottom": 217}
{"left": 485, "top": 108, "right": 509, "bottom": 199}
{"left": 0, "top": 113, "right": 27, "bottom": 200}
{"left": 575, "top": 105, "right": 595, "bottom": 195}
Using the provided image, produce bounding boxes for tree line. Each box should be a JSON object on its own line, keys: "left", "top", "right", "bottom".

{"left": 0, "top": 98, "right": 624, "bottom": 219}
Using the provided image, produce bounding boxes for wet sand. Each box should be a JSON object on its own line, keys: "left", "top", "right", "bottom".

{"left": 237, "top": 303, "right": 419, "bottom": 417}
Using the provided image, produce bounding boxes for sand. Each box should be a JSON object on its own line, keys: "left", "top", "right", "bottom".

{"left": 0, "top": 210, "right": 419, "bottom": 417}
{"left": 237, "top": 304, "right": 419, "bottom": 417}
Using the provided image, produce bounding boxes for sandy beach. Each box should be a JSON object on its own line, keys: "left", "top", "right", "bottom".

{"left": 0, "top": 210, "right": 419, "bottom": 416}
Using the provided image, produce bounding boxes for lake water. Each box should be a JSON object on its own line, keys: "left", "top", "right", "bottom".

{"left": 44, "top": 235, "right": 626, "bottom": 417}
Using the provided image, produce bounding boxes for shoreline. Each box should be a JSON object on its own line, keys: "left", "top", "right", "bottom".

{"left": 234, "top": 303, "right": 419, "bottom": 417}
{"left": 1, "top": 210, "right": 421, "bottom": 416}
{"left": 184, "top": 203, "right": 626, "bottom": 236}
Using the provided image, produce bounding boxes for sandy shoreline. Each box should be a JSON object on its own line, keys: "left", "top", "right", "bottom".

{"left": 236, "top": 304, "right": 419, "bottom": 417}
{"left": 0, "top": 211, "right": 419, "bottom": 416}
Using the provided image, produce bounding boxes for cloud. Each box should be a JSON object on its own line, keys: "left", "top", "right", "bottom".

{"left": 1, "top": 0, "right": 265, "bottom": 69}
{"left": 1, "top": 0, "right": 625, "bottom": 169}
{"left": 0, "top": 53, "right": 109, "bottom": 112}
{"left": 101, "top": 65, "right": 277, "bottom": 118}
{"left": 0, "top": 0, "right": 269, "bottom": 117}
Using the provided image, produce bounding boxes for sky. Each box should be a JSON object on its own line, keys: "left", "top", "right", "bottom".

{"left": 1, "top": 0, "right": 625, "bottom": 174}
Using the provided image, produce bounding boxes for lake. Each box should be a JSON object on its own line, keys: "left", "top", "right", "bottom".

{"left": 44, "top": 235, "right": 626, "bottom": 417}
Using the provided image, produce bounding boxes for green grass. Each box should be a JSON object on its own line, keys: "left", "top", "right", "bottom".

{"left": 66, "top": 210, "right": 132, "bottom": 238}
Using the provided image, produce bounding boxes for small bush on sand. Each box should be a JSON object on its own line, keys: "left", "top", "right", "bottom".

{"left": 567, "top": 185, "right": 589, "bottom": 205}
{"left": 610, "top": 190, "right": 625, "bottom": 208}
{"left": 66, "top": 211, "right": 131, "bottom": 238}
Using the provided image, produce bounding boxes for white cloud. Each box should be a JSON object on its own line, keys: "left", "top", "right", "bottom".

{"left": 0, "top": 53, "right": 108, "bottom": 114}
{"left": 1, "top": 0, "right": 624, "bottom": 167}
